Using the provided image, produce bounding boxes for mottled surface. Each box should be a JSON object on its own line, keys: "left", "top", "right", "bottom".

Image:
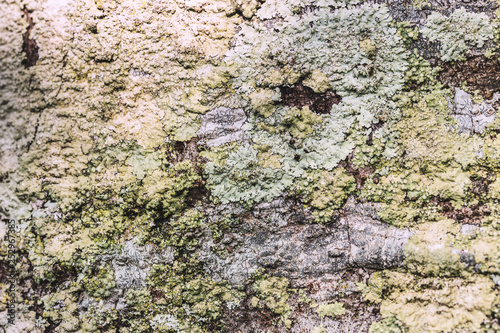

{"left": 1, "top": 0, "right": 500, "bottom": 332}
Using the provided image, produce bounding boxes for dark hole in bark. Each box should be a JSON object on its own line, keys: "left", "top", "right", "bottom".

{"left": 280, "top": 84, "right": 342, "bottom": 115}
{"left": 21, "top": 7, "right": 39, "bottom": 68}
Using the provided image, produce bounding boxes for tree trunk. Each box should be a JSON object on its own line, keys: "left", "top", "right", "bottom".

{"left": 1, "top": 0, "right": 500, "bottom": 332}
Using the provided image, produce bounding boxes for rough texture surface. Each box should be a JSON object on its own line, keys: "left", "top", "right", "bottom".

{"left": 1, "top": 0, "right": 500, "bottom": 332}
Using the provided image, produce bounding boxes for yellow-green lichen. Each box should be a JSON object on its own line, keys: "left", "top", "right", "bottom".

{"left": 316, "top": 302, "right": 346, "bottom": 318}
{"left": 294, "top": 168, "right": 355, "bottom": 222}
{"left": 252, "top": 273, "right": 293, "bottom": 328}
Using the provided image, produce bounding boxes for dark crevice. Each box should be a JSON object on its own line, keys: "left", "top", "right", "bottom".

{"left": 26, "top": 112, "right": 41, "bottom": 153}
{"left": 280, "top": 84, "right": 342, "bottom": 115}
{"left": 21, "top": 7, "right": 39, "bottom": 68}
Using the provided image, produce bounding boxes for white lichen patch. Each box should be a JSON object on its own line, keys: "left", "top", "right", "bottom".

{"left": 111, "top": 240, "right": 174, "bottom": 291}
{"left": 448, "top": 88, "right": 499, "bottom": 134}
{"left": 197, "top": 107, "right": 248, "bottom": 147}
{"left": 227, "top": 4, "right": 407, "bottom": 99}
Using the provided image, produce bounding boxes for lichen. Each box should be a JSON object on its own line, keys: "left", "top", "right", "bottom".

{"left": 421, "top": 8, "right": 494, "bottom": 61}
{"left": 293, "top": 167, "right": 356, "bottom": 222}
{"left": 251, "top": 273, "right": 293, "bottom": 328}
{"left": 4, "top": 0, "right": 500, "bottom": 332}
{"left": 365, "top": 271, "right": 495, "bottom": 333}
{"left": 203, "top": 3, "right": 408, "bottom": 208}
{"left": 316, "top": 302, "right": 346, "bottom": 318}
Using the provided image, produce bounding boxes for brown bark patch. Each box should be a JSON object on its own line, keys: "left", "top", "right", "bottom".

{"left": 222, "top": 294, "right": 280, "bottom": 333}
{"left": 437, "top": 201, "right": 490, "bottom": 225}
{"left": 439, "top": 56, "right": 500, "bottom": 100}
{"left": 340, "top": 159, "right": 374, "bottom": 190}
{"left": 280, "top": 84, "right": 341, "bottom": 115}
{"left": 21, "top": 7, "right": 39, "bottom": 68}
{"left": 431, "top": 197, "right": 490, "bottom": 226}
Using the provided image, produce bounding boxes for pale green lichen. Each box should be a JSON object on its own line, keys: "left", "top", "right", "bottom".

{"left": 206, "top": 3, "right": 408, "bottom": 211}
{"left": 228, "top": 4, "right": 407, "bottom": 99}
{"left": 302, "top": 70, "right": 332, "bottom": 93}
{"left": 360, "top": 88, "right": 484, "bottom": 227}
{"left": 79, "top": 266, "right": 116, "bottom": 299}
{"left": 5, "top": 0, "right": 500, "bottom": 332}
{"left": 249, "top": 88, "right": 281, "bottom": 118}
{"left": 404, "top": 219, "right": 464, "bottom": 277}
{"left": 311, "top": 326, "right": 328, "bottom": 333}
{"left": 365, "top": 271, "right": 496, "bottom": 333}
{"left": 282, "top": 106, "right": 322, "bottom": 139}
{"left": 393, "top": 22, "right": 419, "bottom": 49}
{"left": 421, "top": 8, "right": 494, "bottom": 61}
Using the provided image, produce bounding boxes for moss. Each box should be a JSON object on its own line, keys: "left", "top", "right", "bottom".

{"left": 316, "top": 302, "right": 345, "bottom": 318}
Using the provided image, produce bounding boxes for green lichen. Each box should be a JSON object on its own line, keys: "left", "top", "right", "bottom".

{"left": 403, "top": 53, "right": 440, "bottom": 89}
{"left": 302, "top": 70, "right": 332, "bottom": 93}
{"left": 360, "top": 88, "right": 485, "bottom": 227}
{"left": 79, "top": 266, "right": 116, "bottom": 299}
{"left": 147, "top": 259, "right": 242, "bottom": 332}
{"left": 293, "top": 167, "right": 355, "bottom": 222}
{"left": 282, "top": 106, "right": 322, "bottom": 139}
{"left": 365, "top": 271, "right": 495, "bottom": 333}
{"left": 249, "top": 88, "right": 281, "bottom": 118}
{"left": 409, "top": 0, "right": 429, "bottom": 9}
{"left": 404, "top": 219, "right": 464, "bottom": 277}
{"left": 205, "top": 144, "right": 292, "bottom": 206}
{"left": 252, "top": 273, "right": 293, "bottom": 328}
{"left": 393, "top": 22, "right": 419, "bottom": 49}
{"left": 369, "top": 317, "right": 407, "bottom": 333}
{"left": 421, "top": 8, "right": 494, "bottom": 61}
{"left": 40, "top": 288, "right": 81, "bottom": 332}
{"left": 204, "top": 3, "right": 408, "bottom": 208}
{"left": 316, "top": 302, "right": 346, "bottom": 318}
{"left": 311, "top": 327, "right": 328, "bottom": 333}
{"left": 228, "top": 4, "right": 407, "bottom": 99}
{"left": 162, "top": 210, "right": 206, "bottom": 250}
